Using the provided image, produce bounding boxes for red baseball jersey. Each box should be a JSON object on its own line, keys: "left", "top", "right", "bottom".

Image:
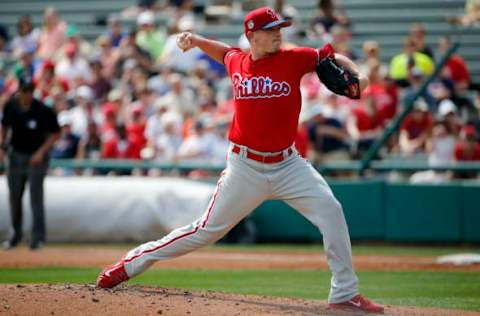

{"left": 224, "top": 47, "right": 318, "bottom": 152}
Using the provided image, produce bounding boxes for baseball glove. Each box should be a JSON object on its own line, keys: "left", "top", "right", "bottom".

{"left": 316, "top": 44, "right": 361, "bottom": 99}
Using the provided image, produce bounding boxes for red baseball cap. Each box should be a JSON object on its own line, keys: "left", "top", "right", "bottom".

{"left": 461, "top": 125, "right": 477, "bottom": 139}
{"left": 244, "top": 7, "right": 291, "bottom": 34}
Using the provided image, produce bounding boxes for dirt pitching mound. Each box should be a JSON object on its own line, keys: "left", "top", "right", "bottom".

{"left": 1, "top": 284, "right": 478, "bottom": 316}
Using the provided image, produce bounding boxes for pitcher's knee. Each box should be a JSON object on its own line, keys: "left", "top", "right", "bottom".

{"left": 197, "top": 224, "right": 230, "bottom": 245}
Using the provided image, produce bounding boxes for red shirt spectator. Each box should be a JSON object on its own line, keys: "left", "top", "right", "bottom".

{"left": 444, "top": 55, "right": 469, "bottom": 84}
{"left": 352, "top": 105, "right": 382, "bottom": 132}
{"left": 400, "top": 109, "right": 433, "bottom": 140}
{"left": 102, "top": 125, "right": 143, "bottom": 159}
{"left": 126, "top": 106, "right": 147, "bottom": 149}
{"left": 454, "top": 126, "right": 480, "bottom": 161}
{"left": 34, "top": 60, "right": 69, "bottom": 101}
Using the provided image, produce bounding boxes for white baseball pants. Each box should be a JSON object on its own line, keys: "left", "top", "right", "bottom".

{"left": 123, "top": 143, "right": 359, "bottom": 303}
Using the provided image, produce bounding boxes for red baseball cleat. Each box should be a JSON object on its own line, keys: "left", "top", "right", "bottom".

{"left": 96, "top": 260, "right": 129, "bottom": 288}
{"left": 329, "top": 294, "right": 384, "bottom": 314}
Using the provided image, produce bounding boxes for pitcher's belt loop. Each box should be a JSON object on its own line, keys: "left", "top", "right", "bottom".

{"left": 231, "top": 145, "right": 293, "bottom": 164}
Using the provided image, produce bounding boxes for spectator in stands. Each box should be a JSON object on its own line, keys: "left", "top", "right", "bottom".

{"left": 399, "top": 98, "right": 433, "bottom": 157}
{"left": 12, "top": 48, "right": 36, "bottom": 82}
{"left": 364, "top": 60, "right": 397, "bottom": 123}
{"left": 358, "top": 40, "right": 387, "bottom": 76}
{"left": 161, "top": 73, "right": 195, "bottom": 115}
{"left": 126, "top": 106, "right": 147, "bottom": 150}
{"left": 169, "top": 0, "right": 195, "bottom": 24}
{"left": 76, "top": 121, "right": 102, "bottom": 160}
{"left": 438, "top": 99, "right": 462, "bottom": 136}
{"left": 95, "top": 35, "right": 119, "bottom": 79}
{"left": 145, "top": 97, "right": 170, "bottom": 156}
{"left": 136, "top": 11, "right": 166, "bottom": 62}
{"left": 409, "top": 23, "right": 434, "bottom": 60}
{"left": 176, "top": 116, "right": 216, "bottom": 163}
{"left": 37, "top": 7, "right": 66, "bottom": 60}
{"left": 448, "top": 0, "right": 480, "bottom": 26}
{"left": 241, "top": 0, "right": 267, "bottom": 12}
{"left": 55, "top": 42, "right": 93, "bottom": 87}
{"left": 330, "top": 25, "right": 357, "bottom": 60}
{"left": 150, "top": 112, "right": 183, "bottom": 163}
{"left": 64, "top": 24, "right": 93, "bottom": 59}
{"left": 129, "top": 84, "right": 156, "bottom": 118}
{"left": 0, "top": 27, "right": 9, "bottom": 83}
{"left": 123, "top": 66, "right": 151, "bottom": 103}
{"left": 273, "top": 0, "right": 304, "bottom": 43}
{"left": 69, "top": 85, "right": 102, "bottom": 138}
{"left": 34, "top": 59, "right": 69, "bottom": 103}
{"left": 402, "top": 67, "right": 437, "bottom": 110}
{"left": 115, "top": 29, "right": 152, "bottom": 78}
{"left": 308, "top": 0, "right": 351, "bottom": 42}
{"left": 210, "top": 120, "right": 230, "bottom": 164}
{"left": 11, "top": 16, "right": 40, "bottom": 59}
{"left": 452, "top": 125, "right": 480, "bottom": 178}
{"left": 50, "top": 111, "right": 80, "bottom": 173}
{"left": 438, "top": 36, "right": 470, "bottom": 95}
{"left": 320, "top": 87, "right": 352, "bottom": 125}
{"left": 159, "top": 17, "right": 203, "bottom": 73}
{"left": 106, "top": 89, "right": 125, "bottom": 119}
{"left": 122, "top": 0, "right": 162, "bottom": 18}
{"left": 427, "top": 120, "right": 457, "bottom": 166}
{"left": 147, "top": 65, "right": 172, "bottom": 95}
{"left": 0, "top": 24, "right": 9, "bottom": 56}
{"left": 106, "top": 15, "right": 126, "bottom": 48}
{"left": 308, "top": 105, "right": 350, "bottom": 164}
{"left": 0, "top": 62, "right": 8, "bottom": 106}
{"left": 346, "top": 91, "right": 384, "bottom": 158}
{"left": 48, "top": 85, "right": 69, "bottom": 113}
{"left": 390, "top": 37, "right": 434, "bottom": 87}
{"left": 89, "top": 58, "right": 112, "bottom": 102}
{"left": 410, "top": 120, "right": 456, "bottom": 183}
{"left": 102, "top": 123, "right": 143, "bottom": 162}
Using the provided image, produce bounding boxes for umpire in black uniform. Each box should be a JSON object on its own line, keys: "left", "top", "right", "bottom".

{"left": 0, "top": 77, "right": 60, "bottom": 250}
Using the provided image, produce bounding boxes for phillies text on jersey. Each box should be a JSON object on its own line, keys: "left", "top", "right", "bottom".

{"left": 232, "top": 73, "right": 291, "bottom": 99}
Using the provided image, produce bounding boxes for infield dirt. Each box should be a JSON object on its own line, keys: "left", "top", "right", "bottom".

{"left": 1, "top": 246, "right": 479, "bottom": 315}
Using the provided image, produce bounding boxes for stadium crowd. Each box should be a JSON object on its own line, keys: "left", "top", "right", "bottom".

{"left": 0, "top": 0, "right": 479, "bottom": 180}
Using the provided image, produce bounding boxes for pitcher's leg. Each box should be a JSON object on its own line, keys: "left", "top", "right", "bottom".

{"left": 273, "top": 157, "right": 358, "bottom": 303}
{"left": 124, "top": 161, "right": 268, "bottom": 278}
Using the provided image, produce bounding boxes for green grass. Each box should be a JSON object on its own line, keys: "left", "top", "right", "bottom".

{"left": 46, "top": 242, "right": 480, "bottom": 257}
{"left": 1, "top": 268, "right": 479, "bottom": 311}
{"left": 210, "top": 243, "right": 480, "bottom": 257}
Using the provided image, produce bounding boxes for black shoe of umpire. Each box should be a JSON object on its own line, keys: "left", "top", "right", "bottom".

{"left": 29, "top": 240, "right": 44, "bottom": 251}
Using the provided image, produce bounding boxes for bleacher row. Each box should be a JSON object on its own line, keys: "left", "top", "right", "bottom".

{"left": 1, "top": 0, "right": 479, "bottom": 83}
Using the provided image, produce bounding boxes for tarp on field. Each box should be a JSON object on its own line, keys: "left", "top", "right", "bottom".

{"left": 0, "top": 176, "right": 215, "bottom": 242}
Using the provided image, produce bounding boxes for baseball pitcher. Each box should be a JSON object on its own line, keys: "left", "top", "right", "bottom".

{"left": 97, "top": 7, "right": 383, "bottom": 314}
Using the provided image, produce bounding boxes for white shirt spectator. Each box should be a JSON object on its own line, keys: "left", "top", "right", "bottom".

{"left": 177, "top": 130, "right": 217, "bottom": 163}
{"left": 11, "top": 29, "right": 41, "bottom": 58}
{"left": 160, "top": 34, "right": 203, "bottom": 73}
{"left": 56, "top": 57, "right": 92, "bottom": 86}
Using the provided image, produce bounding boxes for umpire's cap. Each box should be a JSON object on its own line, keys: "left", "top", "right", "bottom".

{"left": 18, "top": 76, "right": 34, "bottom": 92}
{"left": 244, "top": 7, "right": 291, "bottom": 34}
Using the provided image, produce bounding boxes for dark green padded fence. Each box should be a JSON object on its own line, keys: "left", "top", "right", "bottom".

{"left": 384, "top": 184, "right": 462, "bottom": 242}
{"left": 250, "top": 181, "right": 479, "bottom": 243}
{"left": 462, "top": 184, "right": 480, "bottom": 243}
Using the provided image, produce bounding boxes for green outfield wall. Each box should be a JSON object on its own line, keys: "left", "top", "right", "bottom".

{"left": 250, "top": 180, "right": 480, "bottom": 243}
